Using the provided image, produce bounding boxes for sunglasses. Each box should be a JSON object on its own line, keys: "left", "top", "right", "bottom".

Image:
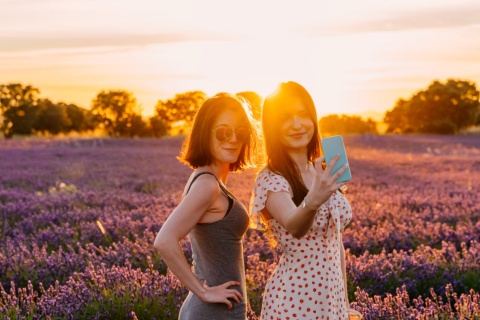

{"left": 212, "top": 126, "right": 250, "bottom": 143}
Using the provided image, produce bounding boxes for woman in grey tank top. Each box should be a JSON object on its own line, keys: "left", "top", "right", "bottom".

{"left": 154, "top": 93, "right": 259, "bottom": 319}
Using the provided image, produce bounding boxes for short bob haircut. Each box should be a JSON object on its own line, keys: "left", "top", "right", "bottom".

{"left": 178, "top": 92, "right": 259, "bottom": 172}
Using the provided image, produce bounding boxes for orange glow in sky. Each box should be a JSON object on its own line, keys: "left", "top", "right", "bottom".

{"left": 1, "top": 0, "right": 480, "bottom": 121}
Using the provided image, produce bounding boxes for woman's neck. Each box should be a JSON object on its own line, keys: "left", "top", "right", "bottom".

{"left": 286, "top": 148, "right": 311, "bottom": 173}
{"left": 199, "top": 163, "right": 230, "bottom": 184}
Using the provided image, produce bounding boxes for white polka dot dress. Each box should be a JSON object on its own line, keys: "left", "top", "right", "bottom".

{"left": 251, "top": 168, "right": 352, "bottom": 320}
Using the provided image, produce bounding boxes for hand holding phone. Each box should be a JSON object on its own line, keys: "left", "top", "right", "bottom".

{"left": 321, "top": 135, "right": 351, "bottom": 183}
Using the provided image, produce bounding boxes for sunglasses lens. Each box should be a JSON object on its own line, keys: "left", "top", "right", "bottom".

{"left": 214, "top": 127, "right": 249, "bottom": 143}
{"left": 215, "top": 127, "right": 233, "bottom": 141}
{"left": 235, "top": 128, "right": 250, "bottom": 142}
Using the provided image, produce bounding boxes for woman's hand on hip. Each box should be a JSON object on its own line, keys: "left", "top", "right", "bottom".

{"left": 200, "top": 281, "right": 243, "bottom": 310}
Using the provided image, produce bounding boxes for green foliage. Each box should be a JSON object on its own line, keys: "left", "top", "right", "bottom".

{"left": 454, "top": 269, "right": 480, "bottom": 293}
{"left": 154, "top": 91, "right": 207, "bottom": 131}
{"left": 384, "top": 79, "right": 480, "bottom": 134}
{"left": 63, "top": 103, "right": 96, "bottom": 132}
{"left": 90, "top": 90, "right": 147, "bottom": 137}
{"left": 246, "top": 288, "right": 263, "bottom": 315}
{"left": 91, "top": 91, "right": 140, "bottom": 137}
{"left": 78, "top": 286, "right": 180, "bottom": 320}
{"left": 0, "top": 83, "right": 41, "bottom": 138}
{"left": 34, "top": 99, "right": 72, "bottom": 135}
{"left": 134, "top": 181, "right": 159, "bottom": 194}
{"left": 127, "top": 113, "right": 149, "bottom": 137}
{"left": 319, "top": 114, "right": 378, "bottom": 136}
{"left": 0, "top": 83, "right": 98, "bottom": 138}
{"left": 148, "top": 116, "right": 168, "bottom": 137}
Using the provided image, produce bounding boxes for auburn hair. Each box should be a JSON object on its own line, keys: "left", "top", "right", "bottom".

{"left": 262, "top": 81, "right": 321, "bottom": 205}
{"left": 178, "top": 92, "right": 259, "bottom": 172}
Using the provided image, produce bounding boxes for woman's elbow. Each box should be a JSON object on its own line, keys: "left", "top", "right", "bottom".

{"left": 286, "top": 225, "right": 308, "bottom": 239}
{"left": 153, "top": 232, "right": 170, "bottom": 253}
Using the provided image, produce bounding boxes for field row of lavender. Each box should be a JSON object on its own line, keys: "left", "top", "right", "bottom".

{"left": 0, "top": 135, "right": 479, "bottom": 319}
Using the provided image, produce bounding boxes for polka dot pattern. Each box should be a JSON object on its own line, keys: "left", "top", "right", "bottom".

{"left": 251, "top": 168, "right": 353, "bottom": 320}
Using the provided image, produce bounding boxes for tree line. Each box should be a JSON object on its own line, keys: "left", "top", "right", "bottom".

{"left": 1, "top": 78, "right": 478, "bottom": 139}
{"left": 384, "top": 79, "right": 480, "bottom": 134}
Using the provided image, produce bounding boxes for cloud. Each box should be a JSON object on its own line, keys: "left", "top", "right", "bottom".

{"left": 359, "top": 6, "right": 480, "bottom": 31}
{"left": 305, "top": 4, "right": 480, "bottom": 35}
{"left": 0, "top": 33, "right": 235, "bottom": 53}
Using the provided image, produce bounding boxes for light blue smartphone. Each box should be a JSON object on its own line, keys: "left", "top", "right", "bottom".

{"left": 321, "top": 135, "right": 351, "bottom": 183}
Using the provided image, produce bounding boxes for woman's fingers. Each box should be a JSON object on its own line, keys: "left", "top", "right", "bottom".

{"left": 201, "top": 280, "right": 243, "bottom": 308}
{"left": 311, "top": 155, "right": 347, "bottom": 194}
{"left": 317, "top": 155, "right": 341, "bottom": 177}
{"left": 221, "top": 285, "right": 242, "bottom": 302}
{"left": 222, "top": 281, "right": 240, "bottom": 288}
{"left": 232, "top": 289, "right": 243, "bottom": 301}
{"left": 332, "top": 163, "right": 349, "bottom": 181}
{"left": 228, "top": 290, "right": 241, "bottom": 303}
{"left": 223, "top": 299, "right": 233, "bottom": 310}
{"left": 325, "top": 154, "right": 340, "bottom": 174}
{"left": 221, "top": 281, "right": 242, "bottom": 301}
{"left": 328, "top": 165, "right": 348, "bottom": 192}
{"left": 314, "top": 156, "right": 325, "bottom": 172}
{"left": 308, "top": 155, "right": 348, "bottom": 208}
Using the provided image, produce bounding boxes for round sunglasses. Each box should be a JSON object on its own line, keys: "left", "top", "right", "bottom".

{"left": 212, "top": 126, "right": 250, "bottom": 143}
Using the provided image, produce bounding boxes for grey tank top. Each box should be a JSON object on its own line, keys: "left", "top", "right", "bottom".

{"left": 178, "top": 172, "right": 249, "bottom": 320}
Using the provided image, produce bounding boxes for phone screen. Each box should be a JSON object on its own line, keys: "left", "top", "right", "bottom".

{"left": 321, "top": 135, "right": 351, "bottom": 183}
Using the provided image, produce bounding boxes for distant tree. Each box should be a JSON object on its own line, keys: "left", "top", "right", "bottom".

{"left": 154, "top": 91, "right": 207, "bottom": 131}
{"left": 319, "top": 114, "right": 378, "bottom": 136}
{"left": 64, "top": 103, "right": 96, "bottom": 132}
{"left": 126, "top": 113, "right": 149, "bottom": 137}
{"left": 236, "top": 91, "right": 262, "bottom": 120}
{"left": 148, "top": 116, "right": 168, "bottom": 138}
{"left": 33, "top": 99, "right": 71, "bottom": 135}
{"left": 384, "top": 79, "right": 480, "bottom": 134}
{"left": 0, "top": 83, "right": 40, "bottom": 138}
{"left": 384, "top": 99, "right": 411, "bottom": 133}
{"left": 91, "top": 90, "right": 144, "bottom": 137}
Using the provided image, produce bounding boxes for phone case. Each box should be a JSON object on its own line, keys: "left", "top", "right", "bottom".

{"left": 321, "top": 135, "right": 352, "bottom": 183}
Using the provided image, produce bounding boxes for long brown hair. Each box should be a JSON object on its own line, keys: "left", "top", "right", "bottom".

{"left": 262, "top": 81, "right": 321, "bottom": 205}
{"left": 178, "top": 92, "right": 259, "bottom": 172}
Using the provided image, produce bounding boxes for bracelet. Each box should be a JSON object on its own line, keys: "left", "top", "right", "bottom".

{"left": 302, "top": 197, "right": 317, "bottom": 211}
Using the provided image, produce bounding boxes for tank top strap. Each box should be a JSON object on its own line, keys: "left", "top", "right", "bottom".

{"left": 185, "top": 172, "right": 234, "bottom": 219}
{"left": 185, "top": 172, "right": 233, "bottom": 200}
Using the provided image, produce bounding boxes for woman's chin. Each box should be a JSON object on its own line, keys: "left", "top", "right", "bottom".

{"left": 284, "top": 140, "right": 309, "bottom": 150}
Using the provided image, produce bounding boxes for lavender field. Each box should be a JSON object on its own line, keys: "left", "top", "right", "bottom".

{"left": 1, "top": 135, "right": 479, "bottom": 320}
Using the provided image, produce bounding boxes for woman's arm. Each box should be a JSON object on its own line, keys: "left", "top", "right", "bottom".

{"left": 265, "top": 156, "right": 348, "bottom": 238}
{"left": 153, "top": 175, "right": 242, "bottom": 309}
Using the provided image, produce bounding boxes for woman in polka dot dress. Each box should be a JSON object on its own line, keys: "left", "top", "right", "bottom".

{"left": 250, "top": 81, "right": 358, "bottom": 320}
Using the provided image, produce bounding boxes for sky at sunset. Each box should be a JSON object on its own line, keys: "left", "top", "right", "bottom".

{"left": 1, "top": 0, "right": 480, "bottom": 120}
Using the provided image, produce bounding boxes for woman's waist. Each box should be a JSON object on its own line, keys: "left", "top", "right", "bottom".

{"left": 190, "top": 242, "right": 244, "bottom": 262}
{"left": 279, "top": 245, "right": 342, "bottom": 263}
{"left": 192, "top": 253, "right": 246, "bottom": 277}
{"left": 193, "top": 268, "right": 246, "bottom": 291}
{"left": 274, "top": 255, "right": 342, "bottom": 275}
